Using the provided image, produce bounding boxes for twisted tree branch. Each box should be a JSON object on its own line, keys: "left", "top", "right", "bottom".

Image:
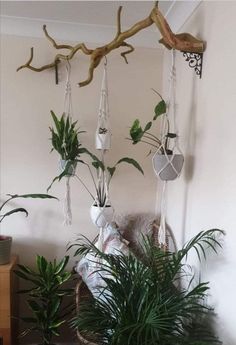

{"left": 17, "top": 4, "right": 205, "bottom": 87}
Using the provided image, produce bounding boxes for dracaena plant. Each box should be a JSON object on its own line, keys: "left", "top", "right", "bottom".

{"left": 50, "top": 110, "right": 86, "bottom": 161}
{"left": 14, "top": 255, "right": 73, "bottom": 345}
{"left": 0, "top": 193, "right": 57, "bottom": 226}
{"left": 71, "top": 229, "right": 224, "bottom": 345}
{"left": 129, "top": 89, "right": 177, "bottom": 155}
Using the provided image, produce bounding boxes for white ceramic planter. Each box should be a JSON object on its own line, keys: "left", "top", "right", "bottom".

{"left": 0, "top": 236, "right": 12, "bottom": 265}
{"left": 153, "top": 153, "right": 184, "bottom": 181}
{"left": 90, "top": 204, "right": 113, "bottom": 227}
{"left": 95, "top": 133, "right": 111, "bottom": 150}
{"left": 59, "top": 160, "right": 77, "bottom": 176}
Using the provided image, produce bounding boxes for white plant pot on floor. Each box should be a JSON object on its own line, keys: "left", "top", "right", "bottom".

{"left": 153, "top": 153, "right": 184, "bottom": 181}
{"left": 90, "top": 204, "right": 113, "bottom": 228}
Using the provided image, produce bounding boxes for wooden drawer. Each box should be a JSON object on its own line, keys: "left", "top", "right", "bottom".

{"left": 0, "top": 256, "right": 19, "bottom": 345}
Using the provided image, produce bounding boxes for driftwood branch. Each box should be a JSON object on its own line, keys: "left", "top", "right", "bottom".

{"left": 17, "top": 4, "right": 205, "bottom": 87}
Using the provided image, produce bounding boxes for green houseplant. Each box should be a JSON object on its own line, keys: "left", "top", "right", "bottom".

{"left": 129, "top": 90, "right": 184, "bottom": 180}
{"left": 48, "top": 112, "right": 144, "bottom": 226}
{"left": 71, "top": 229, "right": 223, "bottom": 345}
{"left": 14, "top": 255, "right": 73, "bottom": 345}
{"left": 49, "top": 110, "right": 86, "bottom": 175}
{"left": 0, "top": 193, "right": 57, "bottom": 265}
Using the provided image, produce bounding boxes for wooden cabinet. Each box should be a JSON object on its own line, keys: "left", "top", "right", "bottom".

{"left": 0, "top": 256, "right": 19, "bottom": 345}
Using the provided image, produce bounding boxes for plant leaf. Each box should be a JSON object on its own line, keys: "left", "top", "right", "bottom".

{"left": 154, "top": 100, "right": 166, "bottom": 120}
{"left": 116, "top": 157, "right": 144, "bottom": 175}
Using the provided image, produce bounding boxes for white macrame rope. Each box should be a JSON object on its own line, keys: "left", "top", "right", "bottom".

{"left": 62, "top": 61, "right": 74, "bottom": 226}
{"left": 63, "top": 61, "right": 73, "bottom": 119}
{"left": 155, "top": 50, "right": 178, "bottom": 246}
{"left": 64, "top": 176, "right": 72, "bottom": 226}
{"left": 96, "top": 58, "right": 111, "bottom": 150}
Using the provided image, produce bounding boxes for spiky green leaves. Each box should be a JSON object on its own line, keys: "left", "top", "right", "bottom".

{"left": 14, "top": 255, "right": 73, "bottom": 345}
{"left": 50, "top": 110, "right": 85, "bottom": 161}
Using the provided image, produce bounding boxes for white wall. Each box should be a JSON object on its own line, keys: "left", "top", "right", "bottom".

{"left": 0, "top": 34, "right": 163, "bottom": 268}
{"left": 162, "top": 2, "right": 236, "bottom": 344}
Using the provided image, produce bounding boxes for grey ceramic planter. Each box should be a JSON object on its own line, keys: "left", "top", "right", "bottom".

{"left": 0, "top": 235, "right": 12, "bottom": 265}
{"left": 153, "top": 153, "right": 184, "bottom": 181}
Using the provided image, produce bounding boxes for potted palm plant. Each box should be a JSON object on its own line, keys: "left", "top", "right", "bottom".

{"left": 14, "top": 255, "right": 73, "bottom": 345}
{"left": 129, "top": 90, "right": 184, "bottom": 181}
{"left": 71, "top": 229, "right": 223, "bottom": 345}
{"left": 0, "top": 193, "right": 57, "bottom": 265}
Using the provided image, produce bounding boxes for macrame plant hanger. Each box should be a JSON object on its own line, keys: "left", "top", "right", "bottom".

{"left": 92, "top": 57, "right": 114, "bottom": 251}
{"left": 154, "top": 50, "right": 184, "bottom": 249}
{"left": 61, "top": 61, "right": 75, "bottom": 226}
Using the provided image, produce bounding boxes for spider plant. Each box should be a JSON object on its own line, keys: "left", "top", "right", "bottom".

{"left": 14, "top": 255, "right": 73, "bottom": 345}
{"left": 129, "top": 89, "right": 176, "bottom": 155}
{"left": 0, "top": 193, "right": 57, "bottom": 226}
{"left": 71, "top": 229, "right": 224, "bottom": 345}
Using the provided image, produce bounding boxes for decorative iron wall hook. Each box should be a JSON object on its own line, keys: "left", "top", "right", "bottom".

{"left": 182, "top": 52, "right": 203, "bottom": 79}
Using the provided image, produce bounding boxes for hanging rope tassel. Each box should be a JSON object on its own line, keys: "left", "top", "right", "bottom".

{"left": 158, "top": 181, "right": 167, "bottom": 248}
{"left": 64, "top": 176, "right": 72, "bottom": 226}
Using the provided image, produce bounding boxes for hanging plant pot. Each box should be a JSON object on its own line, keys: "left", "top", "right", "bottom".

{"left": 95, "top": 130, "right": 111, "bottom": 150}
{"left": 59, "top": 159, "right": 77, "bottom": 176}
{"left": 153, "top": 153, "right": 184, "bottom": 181}
{"left": 0, "top": 235, "right": 12, "bottom": 265}
{"left": 90, "top": 204, "right": 113, "bottom": 228}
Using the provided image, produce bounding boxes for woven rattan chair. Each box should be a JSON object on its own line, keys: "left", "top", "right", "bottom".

{"left": 75, "top": 217, "right": 176, "bottom": 344}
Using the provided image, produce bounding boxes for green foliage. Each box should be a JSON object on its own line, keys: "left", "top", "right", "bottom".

{"left": 71, "top": 229, "right": 224, "bottom": 345}
{"left": 48, "top": 112, "right": 143, "bottom": 207}
{"left": 129, "top": 91, "right": 176, "bottom": 154}
{"left": 154, "top": 99, "right": 166, "bottom": 120}
{"left": 0, "top": 194, "right": 57, "bottom": 224}
{"left": 14, "top": 255, "right": 73, "bottom": 345}
{"left": 50, "top": 110, "right": 85, "bottom": 161}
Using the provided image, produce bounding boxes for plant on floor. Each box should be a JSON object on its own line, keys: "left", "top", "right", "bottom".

{"left": 71, "top": 229, "right": 223, "bottom": 345}
{"left": 14, "top": 255, "right": 73, "bottom": 345}
{"left": 129, "top": 89, "right": 176, "bottom": 155}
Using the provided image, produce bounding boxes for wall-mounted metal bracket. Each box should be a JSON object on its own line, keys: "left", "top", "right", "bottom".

{"left": 182, "top": 52, "right": 203, "bottom": 78}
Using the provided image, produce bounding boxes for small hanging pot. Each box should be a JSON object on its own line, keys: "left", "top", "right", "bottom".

{"left": 0, "top": 235, "right": 12, "bottom": 265}
{"left": 59, "top": 159, "right": 77, "bottom": 176}
{"left": 90, "top": 203, "right": 114, "bottom": 228}
{"left": 95, "top": 130, "right": 111, "bottom": 150}
{"left": 153, "top": 153, "right": 184, "bottom": 181}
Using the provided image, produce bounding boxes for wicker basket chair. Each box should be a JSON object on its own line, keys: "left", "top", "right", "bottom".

{"left": 75, "top": 216, "right": 177, "bottom": 344}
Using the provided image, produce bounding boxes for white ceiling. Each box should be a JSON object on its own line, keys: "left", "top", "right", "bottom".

{"left": 0, "top": 1, "right": 201, "bottom": 48}
{"left": 0, "top": 1, "right": 173, "bottom": 28}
